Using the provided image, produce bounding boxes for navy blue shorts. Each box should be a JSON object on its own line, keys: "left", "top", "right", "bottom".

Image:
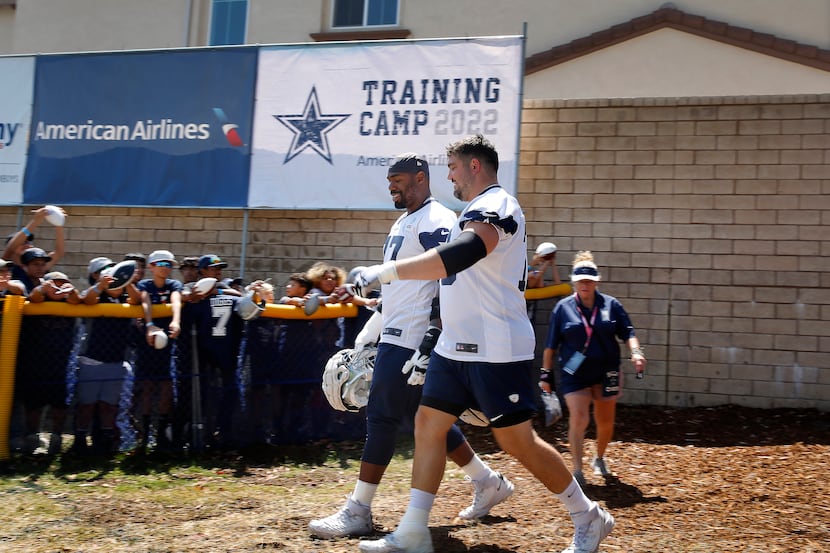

{"left": 363, "top": 343, "right": 465, "bottom": 466}
{"left": 422, "top": 353, "right": 537, "bottom": 428}
{"left": 367, "top": 343, "right": 429, "bottom": 429}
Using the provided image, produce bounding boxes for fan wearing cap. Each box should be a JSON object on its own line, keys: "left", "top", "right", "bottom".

{"left": 181, "top": 261, "right": 257, "bottom": 449}
{"left": 166, "top": 255, "right": 203, "bottom": 447}
{"left": 123, "top": 252, "right": 147, "bottom": 282}
{"left": 15, "top": 266, "right": 80, "bottom": 455}
{"left": 527, "top": 241, "right": 561, "bottom": 289}
{"left": 71, "top": 257, "right": 142, "bottom": 456}
{"left": 177, "top": 256, "right": 201, "bottom": 303}
{"left": 133, "top": 249, "right": 183, "bottom": 452}
{"left": 0, "top": 259, "right": 25, "bottom": 297}
{"left": 13, "top": 247, "right": 51, "bottom": 295}
{"left": 3, "top": 205, "right": 66, "bottom": 281}
{"left": 39, "top": 271, "right": 82, "bottom": 303}
{"left": 540, "top": 251, "right": 646, "bottom": 486}
{"left": 192, "top": 254, "right": 241, "bottom": 300}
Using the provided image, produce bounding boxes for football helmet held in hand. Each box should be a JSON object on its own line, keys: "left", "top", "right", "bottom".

{"left": 322, "top": 346, "right": 377, "bottom": 412}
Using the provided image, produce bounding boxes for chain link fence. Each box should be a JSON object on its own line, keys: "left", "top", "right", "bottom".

{"left": 1, "top": 285, "right": 570, "bottom": 460}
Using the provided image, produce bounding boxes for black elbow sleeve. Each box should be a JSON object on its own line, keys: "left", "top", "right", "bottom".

{"left": 435, "top": 231, "right": 487, "bottom": 277}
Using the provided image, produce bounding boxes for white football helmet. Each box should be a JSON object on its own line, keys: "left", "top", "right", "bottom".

{"left": 322, "top": 346, "right": 376, "bottom": 412}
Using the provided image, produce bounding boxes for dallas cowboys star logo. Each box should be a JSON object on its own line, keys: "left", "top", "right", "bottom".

{"left": 274, "top": 86, "right": 350, "bottom": 164}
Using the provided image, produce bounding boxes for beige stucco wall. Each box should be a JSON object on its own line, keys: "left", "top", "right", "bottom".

{"left": 3, "top": 94, "right": 828, "bottom": 411}
{"left": 524, "top": 29, "right": 830, "bottom": 99}
{"left": 10, "top": 0, "right": 194, "bottom": 53}
{"left": 4, "top": 0, "right": 830, "bottom": 66}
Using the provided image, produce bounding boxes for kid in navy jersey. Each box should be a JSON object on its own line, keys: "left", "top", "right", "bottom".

{"left": 183, "top": 285, "right": 245, "bottom": 449}
{"left": 135, "top": 250, "right": 182, "bottom": 451}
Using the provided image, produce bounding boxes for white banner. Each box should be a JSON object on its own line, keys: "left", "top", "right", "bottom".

{"left": 249, "top": 37, "right": 523, "bottom": 210}
{"left": 0, "top": 56, "right": 35, "bottom": 205}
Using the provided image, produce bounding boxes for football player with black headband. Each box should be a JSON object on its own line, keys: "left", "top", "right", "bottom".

{"left": 356, "top": 136, "right": 614, "bottom": 553}
{"left": 309, "top": 153, "right": 514, "bottom": 541}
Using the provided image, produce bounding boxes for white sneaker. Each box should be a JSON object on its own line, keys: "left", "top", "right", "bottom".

{"left": 591, "top": 457, "right": 611, "bottom": 477}
{"left": 358, "top": 525, "right": 433, "bottom": 553}
{"left": 458, "top": 472, "right": 515, "bottom": 520}
{"left": 561, "top": 503, "right": 615, "bottom": 553}
{"left": 308, "top": 502, "right": 372, "bottom": 538}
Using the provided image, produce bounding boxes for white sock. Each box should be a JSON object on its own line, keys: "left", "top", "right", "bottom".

{"left": 351, "top": 480, "right": 378, "bottom": 509}
{"left": 460, "top": 454, "right": 493, "bottom": 481}
{"left": 555, "top": 478, "right": 593, "bottom": 515}
{"left": 397, "top": 489, "right": 434, "bottom": 529}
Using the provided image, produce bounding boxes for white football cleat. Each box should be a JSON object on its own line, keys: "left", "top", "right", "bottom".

{"left": 458, "top": 472, "right": 514, "bottom": 520}
{"left": 561, "top": 503, "right": 615, "bottom": 553}
{"left": 358, "top": 525, "right": 433, "bottom": 553}
{"left": 308, "top": 503, "right": 372, "bottom": 538}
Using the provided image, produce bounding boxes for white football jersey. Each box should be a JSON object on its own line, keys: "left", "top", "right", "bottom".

{"left": 435, "top": 185, "right": 536, "bottom": 362}
{"left": 380, "top": 198, "right": 455, "bottom": 349}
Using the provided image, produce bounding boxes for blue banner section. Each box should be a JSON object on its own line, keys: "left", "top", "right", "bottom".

{"left": 24, "top": 48, "right": 257, "bottom": 207}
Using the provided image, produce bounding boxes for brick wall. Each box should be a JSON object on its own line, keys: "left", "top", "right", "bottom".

{"left": 522, "top": 95, "right": 829, "bottom": 411}
{"left": 2, "top": 94, "right": 828, "bottom": 410}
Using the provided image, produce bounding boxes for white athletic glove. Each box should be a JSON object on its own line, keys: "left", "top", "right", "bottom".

{"left": 401, "top": 326, "right": 441, "bottom": 386}
{"left": 354, "top": 262, "right": 398, "bottom": 297}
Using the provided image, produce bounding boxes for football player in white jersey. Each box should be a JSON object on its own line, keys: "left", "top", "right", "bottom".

{"left": 309, "top": 154, "right": 514, "bottom": 540}
{"left": 356, "top": 136, "right": 614, "bottom": 553}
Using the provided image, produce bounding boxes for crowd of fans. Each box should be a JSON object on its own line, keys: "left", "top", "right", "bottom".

{"left": 1, "top": 207, "right": 376, "bottom": 456}
{"left": 1, "top": 207, "right": 563, "bottom": 459}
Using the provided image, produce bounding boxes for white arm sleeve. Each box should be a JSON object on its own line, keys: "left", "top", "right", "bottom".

{"left": 354, "top": 310, "right": 383, "bottom": 350}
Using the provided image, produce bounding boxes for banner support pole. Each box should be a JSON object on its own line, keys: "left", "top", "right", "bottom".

{"left": 240, "top": 208, "right": 249, "bottom": 280}
{"left": 514, "top": 22, "right": 528, "bottom": 196}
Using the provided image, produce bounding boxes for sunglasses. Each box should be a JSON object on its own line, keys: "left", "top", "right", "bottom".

{"left": 154, "top": 261, "right": 173, "bottom": 268}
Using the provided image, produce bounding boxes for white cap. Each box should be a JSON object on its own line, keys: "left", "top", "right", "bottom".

{"left": 88, "top": 257, "right": 114, "bottom": 275}
{"left": 148, "top": 250, "right": 176, "bottom": 265}
{"left": 535, "top": 242, "right": 557, "bottom": 256}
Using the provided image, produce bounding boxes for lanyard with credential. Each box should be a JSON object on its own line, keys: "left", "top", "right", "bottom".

{"left": 574, "top": 293, "right": 598, "bottom": 354}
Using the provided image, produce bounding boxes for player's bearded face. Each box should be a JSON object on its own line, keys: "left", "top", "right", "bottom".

{"left": 448, "top": 155, "right": 473, "bottom": 201}
{"left": 388, "top": 174, "right": 417, "bottom": 210}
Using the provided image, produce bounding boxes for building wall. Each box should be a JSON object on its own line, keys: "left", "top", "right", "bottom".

{"left": 521, "top": 94, "right": 830, "bottom": 411}
{"left": 524, "top": 29, "right": 830, "bottom": 99}
{"left": 2, "top": 94, "right": 828, "bottom": 411}
{"left": 4, "top": 0, "right": 830, "bottom": 67}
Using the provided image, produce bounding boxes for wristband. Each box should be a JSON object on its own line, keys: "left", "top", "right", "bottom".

{"left": 539, "top": 369, "right": 552, "bottom": 383}
{"left": 21, "top": 227, "right": 32, "bottom": 239}
{"left": 631, "top": 346, "right": 645, "bottom": 357}
{"left": 377, "top": 261, "right": 400, "bottom": 284}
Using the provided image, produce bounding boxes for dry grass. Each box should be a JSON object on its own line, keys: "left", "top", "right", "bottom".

{"left": 1, "top": 405, "right": 828, "bottom": 552}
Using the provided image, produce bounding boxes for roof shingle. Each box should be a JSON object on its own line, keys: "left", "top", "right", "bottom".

{"left": 525, "top": 7, "right": 830, "bottom": 75}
